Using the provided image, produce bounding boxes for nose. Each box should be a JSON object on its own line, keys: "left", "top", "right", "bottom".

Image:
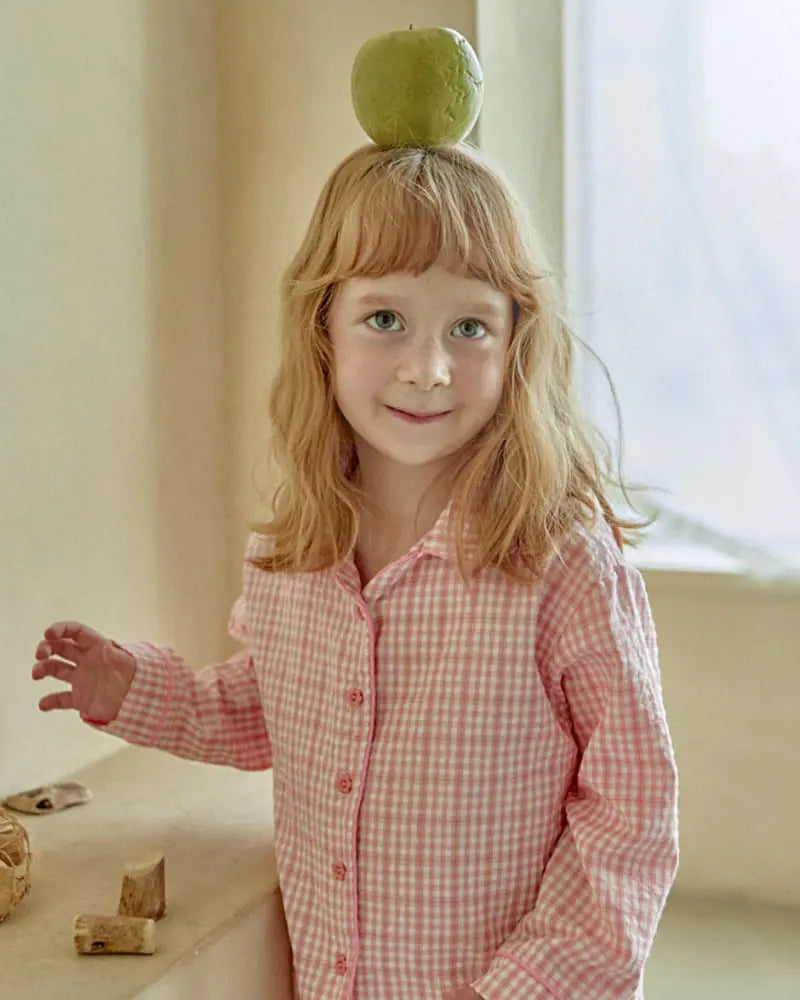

{"left": 395, "top": 334, "right": 452, "bottom": 390}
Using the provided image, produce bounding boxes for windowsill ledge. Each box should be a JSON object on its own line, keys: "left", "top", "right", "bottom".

{"left": 2, "top": 746, "right": 293, "bottom": 1000}
{"left": 631, "top": 542, "right": 800, "bottom": 597}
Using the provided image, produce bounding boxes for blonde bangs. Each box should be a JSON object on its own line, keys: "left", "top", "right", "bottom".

{"left": 321, "top": 146, "right": 532, "bottom": 298}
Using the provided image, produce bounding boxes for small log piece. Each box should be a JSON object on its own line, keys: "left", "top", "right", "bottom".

{"left": 118, "top": 853, "right": 166, "bottom": 920}
{"left": 73, "top": 914, "right": 155, "bottom": 955}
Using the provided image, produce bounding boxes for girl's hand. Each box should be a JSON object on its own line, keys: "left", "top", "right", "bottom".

{"left": 442, "top": 989, "right": 482, "bottom": 1000}
{"left": 32, "top": 621, "right": 136, "bottom": 724}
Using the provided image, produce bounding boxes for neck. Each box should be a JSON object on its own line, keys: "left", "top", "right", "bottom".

{"left": 354, "top": 459, "right": 453, "bottom": 544}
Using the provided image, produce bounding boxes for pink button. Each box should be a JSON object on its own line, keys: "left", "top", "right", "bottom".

{"left": 335, "top": 953, "right": 348, "bottom": 975}
{"left": 355, "top": 606, "right": 365, "bottom": 619}
{"left": 347, "top": 688, "right": 364, "bottom": 706}
{"left": 336, "top": 773, "right": 353, "bottom": 794}
{"left": 332, "top": 861, "right": 347, "bottom": 880}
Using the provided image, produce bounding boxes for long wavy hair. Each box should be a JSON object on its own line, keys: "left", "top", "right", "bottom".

{"left": 251, "top": 142, "right": 652, "bottom": 583}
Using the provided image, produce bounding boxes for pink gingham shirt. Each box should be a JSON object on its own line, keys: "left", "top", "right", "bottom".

{"left": 101, "top": 505, "right": 679, "bottom": 1000}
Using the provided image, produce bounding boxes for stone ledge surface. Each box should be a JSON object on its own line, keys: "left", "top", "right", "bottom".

{"left": 2, "top": 745, "right": 285, "bottom": 999}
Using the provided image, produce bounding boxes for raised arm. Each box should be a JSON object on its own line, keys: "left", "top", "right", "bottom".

{"left": 34, "top": 595, "right": 272, "bottom": 772}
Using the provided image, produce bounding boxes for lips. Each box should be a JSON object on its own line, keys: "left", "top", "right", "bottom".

{"left": 391, "top": 408, "right": 447, "bottom": 418}
{"left": 386, "top": 405, "right": 452, "bottom": 424}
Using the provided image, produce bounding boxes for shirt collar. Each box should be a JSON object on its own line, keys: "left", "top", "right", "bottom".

{"left": 331, "top": 501, "right": 480, "bottom": 584}
{"left": 399, "top": 501, "right": 483, "bottom": 568}
{"left": 418, "top": 501, "right": 479, "bottom": 562}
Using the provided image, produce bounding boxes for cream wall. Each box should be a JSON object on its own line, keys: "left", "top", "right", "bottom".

{"left": 477, "top": 0, "right": 564, "bottom": 269}
{"left": 2, "top": 0, "right": 799, "bottom": 911}
{"left": 647, "top": 571, "right": 800, "bottom": 905}
{"left": 1, "top": 1, "right": 228, "bottom": 790}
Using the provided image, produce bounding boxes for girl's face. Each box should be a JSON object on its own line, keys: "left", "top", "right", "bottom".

{"left": 327, "top": 263, "right": 514, "bottom": 484}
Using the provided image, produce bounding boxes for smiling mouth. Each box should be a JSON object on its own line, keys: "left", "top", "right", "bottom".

{"left": 386, "top": 406, "right": 451, "bottom": 423}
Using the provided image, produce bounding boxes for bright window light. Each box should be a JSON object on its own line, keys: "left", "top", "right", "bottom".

{"left": 565, "top": 0, "right": 800, "bottom": 578}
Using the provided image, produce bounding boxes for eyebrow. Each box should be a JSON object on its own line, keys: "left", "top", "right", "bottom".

{"left": 351, "top": 292, "right": 506, "bottom": 317}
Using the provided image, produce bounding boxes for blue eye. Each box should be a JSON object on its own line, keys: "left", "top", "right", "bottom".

{"left": 453, "top": 319, "right": 487, "bottom": 340}
{"left": 366, "top": 310, "right": 403, "bottom": 331}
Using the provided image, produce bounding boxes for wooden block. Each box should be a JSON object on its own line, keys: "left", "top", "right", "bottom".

{"left": 73, "top": 914, "right": 155, "bottom": 955}
{"left": 118, "top": 853, "right": 166, "bottom": 920}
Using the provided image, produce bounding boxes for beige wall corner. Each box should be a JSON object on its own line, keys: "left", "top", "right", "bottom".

{"left": 476, "top": 0, "right": 564, "bottom": 273}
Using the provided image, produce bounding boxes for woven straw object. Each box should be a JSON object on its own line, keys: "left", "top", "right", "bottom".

{"left": 0, "top": 807, "right": 32, "bottom": 922}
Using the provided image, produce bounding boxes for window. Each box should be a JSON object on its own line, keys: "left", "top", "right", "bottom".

{"left": 565, "top": 0, "right": 800, "bottom": 577}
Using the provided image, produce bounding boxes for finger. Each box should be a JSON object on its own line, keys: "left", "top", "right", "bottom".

{"left": 43, "top": 621, "right": 105, "bottom": 652}
{"left": 32, "top": 658, "right": 75, "bottom": 683}
{"left": 38, "top": 690, "right": 75, "bottom": 712}
{"left": 35, "top": 636, "right": 82, "bottom": 664}
{"left": 34, "top": 640, "right": 51, "bottom": 661}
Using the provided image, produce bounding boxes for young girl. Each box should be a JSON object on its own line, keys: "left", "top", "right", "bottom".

{"left": 33, "top": 142, "right": 679, "bottom": 1000}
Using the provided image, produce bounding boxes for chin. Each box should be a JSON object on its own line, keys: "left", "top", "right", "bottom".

{"left": 379, "top": 440, "right": 462, "bottom": 469}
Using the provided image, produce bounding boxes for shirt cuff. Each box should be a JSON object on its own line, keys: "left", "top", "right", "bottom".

{"left": 85, "top": 641, "right": 175, "bottom": 747}
{"left": 472, "top": 954, "right": 567, "bottom": 1000}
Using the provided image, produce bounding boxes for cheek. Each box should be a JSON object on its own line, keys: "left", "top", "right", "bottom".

{"left": 332, "top": 344, "right": 382, "bottom": 404}
{"left": 467, "top": 356, "right": 506, "bottom": 410}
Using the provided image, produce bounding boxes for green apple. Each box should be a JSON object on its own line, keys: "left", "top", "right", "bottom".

{"left": 351, "top": 26, "right": 484, "bottom": 148}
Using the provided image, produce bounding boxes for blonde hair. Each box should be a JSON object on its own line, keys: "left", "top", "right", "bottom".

{"left": 251, "top": 142, "right": 651, "bottom": 584}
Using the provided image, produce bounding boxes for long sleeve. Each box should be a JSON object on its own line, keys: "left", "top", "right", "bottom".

{"left": 93, "top": 594, "right": 273, "bottom": 771}
{"left": 471, "top": 559, "right": 679, "bottom": 1000}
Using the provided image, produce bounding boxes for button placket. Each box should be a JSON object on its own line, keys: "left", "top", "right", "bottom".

{"left": 333, "top": 763, "right": 352, "bottom": 972}
{"left": 333, "top": 600, "right": 369, "bottom": 981}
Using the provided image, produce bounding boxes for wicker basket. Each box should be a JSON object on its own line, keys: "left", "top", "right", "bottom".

{"left": 0, "top": 807, "right": 32, "bottom": 922}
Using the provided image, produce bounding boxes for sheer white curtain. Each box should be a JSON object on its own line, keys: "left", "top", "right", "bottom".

{"left": 565, "top": 0, "right": 800, "bottom": 578}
